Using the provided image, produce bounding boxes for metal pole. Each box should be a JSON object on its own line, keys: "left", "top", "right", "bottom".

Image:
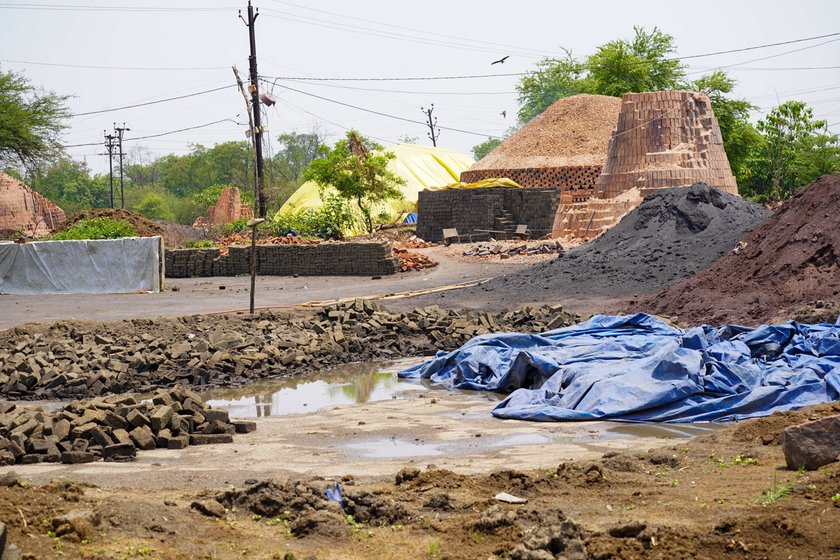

{"left": 114, "top": 124, "right": 130, "bottom": 209}
{"left": 104, "top": 132, "right": 116, "bottom": 209}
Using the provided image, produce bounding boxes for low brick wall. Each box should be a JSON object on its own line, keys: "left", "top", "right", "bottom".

{"left": 165, "top": 242, "right": 400, "bottom": 278}
{"left": 416, "top": 188, "right": 562, "bottom": 242}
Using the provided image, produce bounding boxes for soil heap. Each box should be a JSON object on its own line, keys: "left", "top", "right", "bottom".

{"left": 55, "top": 208, "right": 163, "bottom": 237}
{"left": 641, "top": 174, "right": 840, "bottom": 326}
{"left": 472, "top": 183, "right": 770, "bottom": 304}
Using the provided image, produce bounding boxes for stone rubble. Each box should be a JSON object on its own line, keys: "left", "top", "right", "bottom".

{"left": 0, "top": 300, "right": 577, "bottom": 401}
{"left": 462, "top": 241, "right": 564, "bottom": 257}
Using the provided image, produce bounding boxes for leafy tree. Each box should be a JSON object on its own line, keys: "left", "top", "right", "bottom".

{"left": 516, "top": 50, "right": 590, "bottom": 123}
{"left": 0, "top": 68, "right": 70, "bottom": 168}
{"left": 471, "top": 138, "right": 503, "bottom": 160}
{"left": 27, "top": 158, "right": 109, "bottom": 214}
{"left": 135, "top": 192, "right": 175, "bottom": 222}
{"left": 304, "top": 131, "right": 405, "bottom": 233}
{"left": 755, "top": 101, "right": 838, "bottom": 200}
{"left": 692, "top": 71, "right": 762, "bottom": 186}
{"left": 587, "top": 27, "right": 685, "bottom": 97}
{"left": 271, "top": 130, "right": 325, "bottom": 184}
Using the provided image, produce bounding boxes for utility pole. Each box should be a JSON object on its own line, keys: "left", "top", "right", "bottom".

{"left": 104, "top": 132, "right": 117, "bottom": 209}
{"left": 240, "top": 1, "right": 266, "bottom": 218}
{"left": 421, "top": 104, "right": 440, "bottom": 147}
{"left": 114, "top": 123, "right": 130, "bottom": 209}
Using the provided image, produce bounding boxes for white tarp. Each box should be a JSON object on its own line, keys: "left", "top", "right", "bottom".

{"left": 0, "top": 236, "right": 162, "bottom": 294}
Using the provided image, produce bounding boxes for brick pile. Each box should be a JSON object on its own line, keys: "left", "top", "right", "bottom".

{"left": 165, "top": 242, "right": 401, "bottom": 277}
{"left": 0, "top": 172, "right": 65, "bottom": 236}
{"left": 554, "top": 91, "right": 739, "bottom": 240}
{"left": 0, "top": 386, "right": 254, "bottom": 466}
{"left": 0, "top": 300, "right": 578, "bottom": 401}
{"left": 192, "top": 186, "right": 253, "bottom": 229}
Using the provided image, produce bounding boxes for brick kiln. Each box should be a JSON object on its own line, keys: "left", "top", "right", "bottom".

{"left": 0, "top": 172, "right": 66, "bottom": 236}
{"left": 553, "top": 90, "right": 738, "bottom": 239}
{"left": 192, "top": 186, "right": 253, "bottom": 229}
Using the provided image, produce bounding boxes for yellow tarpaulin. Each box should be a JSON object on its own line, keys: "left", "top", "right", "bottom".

{"left": 276, "top": 144, "right": 474, "bottom": 233}
{"left": 424, "top": 177, "right": 522, "bottom": 191}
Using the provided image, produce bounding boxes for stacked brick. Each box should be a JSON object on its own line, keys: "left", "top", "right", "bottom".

{"left": 554, "top": 91, "right": 739, "bottom": 239}
{"left": 192, "top": 186, "right": 253, "bottom": 228}
{"left": 0, "top": 172, "right": 66, "bottom": 235}
{"left": 416, "top": 188, "right": 561, "bottom": 242}
{"left": 460, "top": 166, "right": 603, "bottom": 202}
{"left": 165, "top": 242, "right": 400, "bottom": 278}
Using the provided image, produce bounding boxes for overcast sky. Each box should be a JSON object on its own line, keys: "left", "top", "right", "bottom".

{"left": 2, "top": 0, "right": 839, "bottom": 174}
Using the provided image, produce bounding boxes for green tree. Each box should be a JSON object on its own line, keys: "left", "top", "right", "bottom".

{"left": 756, "top": 101, "right": 838, "bottom": 200}
{"left": 587, "top": 27, "right": 685, "bottom": 97}
{"left": 304, "top": 131, "right": 405, "bottom": 234}
{"left": 692, "top": 71, "right": 762, "bottom": 187}
{"left": 516, "top": 50, "right": 590, "bottom": 124}
{"left": 471, "top": 138, "right": 503, "bottom": 160}
{"left": 0, "top": 68, "right": 70, "bottom": 168}
{"left": 135, "top": 192, "right": 175, "bottom": 222}
{"left": 27, "top": 158, "right": 109, "bottom": 214}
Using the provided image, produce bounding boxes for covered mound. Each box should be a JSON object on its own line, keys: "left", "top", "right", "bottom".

{"left": 55, "top": 208, "right": 163, "bottom": 237}
{"left": 641, "top": 174, "right": 840, "bottom": 326}
{"left": 472, "top": 183, "right": 770, "bottom": 304}
{"left": 466, "top": 94, "right": 621, "bottom": 170}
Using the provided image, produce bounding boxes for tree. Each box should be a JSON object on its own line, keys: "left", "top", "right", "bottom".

{"left": 471, "top": 138, "right": 502, "bottom": 160}
{"left": 0, "top": 68, "right": 69, "bottom": 168}
{"left": 272, "top": 129, "right": 326, "bottom": 184}
{"left": 692, "top": 71, "right": 762, "bottom": 186}
{"left": 304, "top": 131, "right": 405, "bottom": 234}
{"left": 756, "top": 101, "right": 838, "bottom": 200}
{"left": 135, "top": 192, "right": 175, "bottom": 222}
{"left": 587, "top": 27, "right": 686, "bottom": 97}
{"left": 27, "top": 158, "right": 109, "bottom": 214}
{"left": 516, "top": 50, "right": 590, "bottom": 124}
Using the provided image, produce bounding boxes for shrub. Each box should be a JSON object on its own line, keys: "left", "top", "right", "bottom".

{"left": 53, "top": 218, "right": 138, "bottom": 240}
{"left": 269, "top": 193, "right": 354, "bottom": 239}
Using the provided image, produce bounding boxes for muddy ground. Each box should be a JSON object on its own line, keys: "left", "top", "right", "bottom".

{"left": 1, "top": 402, "right": 838, "bottom": 560}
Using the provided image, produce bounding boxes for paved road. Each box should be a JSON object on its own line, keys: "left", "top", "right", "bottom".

{"left": 0, "top": 248, "right": 528, "bottom": 330}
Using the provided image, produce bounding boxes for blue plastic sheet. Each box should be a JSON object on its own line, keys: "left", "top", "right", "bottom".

{"left": 398, "top": 314, "right": 840, "bottom": 423}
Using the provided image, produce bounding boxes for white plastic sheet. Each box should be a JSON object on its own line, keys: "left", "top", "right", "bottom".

{"left": 0, "top": 236, "right": 162, "bottom": 294}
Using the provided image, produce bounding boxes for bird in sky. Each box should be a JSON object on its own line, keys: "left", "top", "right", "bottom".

{"left": 491, "top": 56, "right": 509, "bottom": 65}
{"left": 500, "top": 110, "right": 507, "bottom": 118}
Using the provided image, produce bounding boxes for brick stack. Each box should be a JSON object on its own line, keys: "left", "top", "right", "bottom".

{"left": 192, "top": 186, "right": 253, "bottom": 229}
{"left": 554, "top": 91, "right": 739, "bottom": 240}
{"left": 0, "top": 172, "right": 66, "bottom": 235}
{"left": 460, "top": 165, "right": 604, "bottom": 200}
{"left": 165, "top": 242, "right": 400, "bottom": 278}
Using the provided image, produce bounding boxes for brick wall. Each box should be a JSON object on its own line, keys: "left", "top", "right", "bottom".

{"left": 460, "top": 165, "right": 603, "bottom": 201}
{"left": 416, "top": 188, "right": 562, "bottom": 242}
{"left": 165, "top": 242, "right": 400, "bottom": 278}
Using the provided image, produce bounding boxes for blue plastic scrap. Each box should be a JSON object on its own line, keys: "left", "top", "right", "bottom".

{"left": 325, "top": 483, "right": 344, "bottom": 509}
{"left": 398, "top": 314, "right": 840, "bottom": 423}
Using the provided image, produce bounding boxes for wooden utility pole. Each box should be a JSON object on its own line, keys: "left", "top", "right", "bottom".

{"left": 104, "top": 132, "right": 117, "bottom": 209}
{"left": 114, "top": 123, "right": 130, "bottom": 209}
{"left": 240, "top": 1, "right": 266, "bottom": 217}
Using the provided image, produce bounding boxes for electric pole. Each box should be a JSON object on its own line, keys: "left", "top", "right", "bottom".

{"left": 104, "top": 132, "right": 117, "bottom": 209}
{"left": 114, "top": 123, "right": 130, "bottom": 209}
{"left": 240, "top": 1, "right": 266, "bottom": 217}
{"left": 421, "top": 104, "right": 440, "bottom": 147}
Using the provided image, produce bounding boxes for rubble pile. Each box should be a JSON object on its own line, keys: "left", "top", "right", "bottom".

{"left": 0, "top": 300, "right": 578, "bottom": 401}
{"left": 391, "top": 243, "right": 438, "bottom": 271}
{"left": 0, "top": 386, "right": 253, "bottom": 466}
{"left": 215, "top": 232, "right": 317, "bottom": 255}
{"left": 462, "top": 241, "right": 564, "bottom": 258}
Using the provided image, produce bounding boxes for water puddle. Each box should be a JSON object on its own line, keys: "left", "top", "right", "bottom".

{"left": 202, "top": 359, "right": 428, "bottom": 418}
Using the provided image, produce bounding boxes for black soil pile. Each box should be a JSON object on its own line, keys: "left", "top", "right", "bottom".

{"left": 55, "top": 209, "right": 163, "bottom": 237}
{"left": 640, "top": 174, "right": 840, "bottom": 326}
{"left": 469, "top": 184, "right": 770, "bottom": 306}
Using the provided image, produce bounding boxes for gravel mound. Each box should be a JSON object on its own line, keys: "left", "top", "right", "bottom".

{"left": 640, "top": 174, "right": 840, "bottom": 325}
{"left": 474, "top": 184, "right": 770, "bottom": 303}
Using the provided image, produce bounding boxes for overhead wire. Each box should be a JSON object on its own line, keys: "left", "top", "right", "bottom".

{"left": 0, "top": 58, "right": 229, "bottom": 71}
{"left": 73, "top": 84, "right": 235, "bottom": 117}
{"left": 60, "top": 119, "right": 241, "bottom": 148}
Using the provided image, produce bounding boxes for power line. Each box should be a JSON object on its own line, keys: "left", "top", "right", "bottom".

{"left": 61, "top": 119, "right": 240, "bottom": 148}
{"left": 0, "top": 58, "right": 229, "bottom": 71}
{"left": 686, "top": 36, "right": 840, "bottom": 75}
{"left": 260, "top": 72, "right": 525, "bottom": 82}
{"left": 269, "top": 77, "right": 516, "bottom": 96}
{"left": 277, "top": 99, "right": 395, "bottom": 145}
{"left": 73, "top": 84, "right": 235, "bottom": 117}
{"left": 276, "top": 83, "right": 504, "bottom": 138}
{"left": 674, "top": 31, "right": 840, "bottom": 60}
{"left": 0, "top": 3, "right": 236, "bottom": 11}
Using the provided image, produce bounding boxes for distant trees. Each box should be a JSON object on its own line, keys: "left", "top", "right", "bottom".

{"left": 0, "top": 68, "right": 69, "bottom": 168}
{"left": 471, "top": 138, "right": 503, "bottom": 160}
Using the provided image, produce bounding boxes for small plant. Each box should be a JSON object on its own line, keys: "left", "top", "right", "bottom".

{"left": 344, "top": 514, "right": 364, "bottom": 534}
{"left": 760, "top": 474, "right": 791, "bottom": 506}
{"left": 428, "top": 538, "right": 442, "bottom": 558}
{"left": 221, "top": 217, "right": 250, "bottom": 236}
{"left": 831, "top": 493, "right": 839, "bottom": 502}
{"left": 53, "top": 217, "right": 138, "bottom": 240}
{"left": 185, "top": 239, "right": 215, "bottom": 249}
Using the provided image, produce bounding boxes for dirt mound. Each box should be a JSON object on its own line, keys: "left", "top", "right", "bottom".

{"left": 56, "top": 209, "right": 163, "bottom": 237}
{"left": 640, "top": 174, "right": 840, "bottom": 325}
{"left": 468, "top": 94, "right": 621, "bottom": 169}
{"left": 469, "top": 184, "right": 769, "bottom": 305}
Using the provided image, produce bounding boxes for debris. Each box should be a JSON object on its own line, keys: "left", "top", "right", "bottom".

{"left": 782, "top": 414, "right": 840, "bottom": 470}
{"left": 191, "top": 499, "right": 226, "bottom": 519}
{"left": 495, "top": 492, "right": 527, "bottom": 504}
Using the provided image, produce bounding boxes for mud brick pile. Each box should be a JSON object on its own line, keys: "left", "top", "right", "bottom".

{"left": 416, "top": 188, "right": 561, "bottom": 242}
{"left": 460, "top": 165, "right": 603, "bottom": 196}
{"left": 0, "top": 300, "right": 578, "bottom": 401}
{"left": 0, "top": 386, "right": 255, "bottom": 466}
{"left": 165, "top": 242, "right": 400, "bottom": 278}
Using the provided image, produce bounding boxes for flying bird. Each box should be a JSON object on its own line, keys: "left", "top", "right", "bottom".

{"left": 500, "top": 110, "right": 507, "bottom": 118}
{"left": 491, "top": 56, "right": 509, "bottom": 65}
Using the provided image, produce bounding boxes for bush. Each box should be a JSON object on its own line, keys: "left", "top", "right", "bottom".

{"left": 53, "top": 218, "right": 138, "bottom": 240}
{"left": 221, "top": 217, "right": 250, "bottom": 236}
{"left": 184, "top": 239, "right": 215, "bottom": 248}
{"left": 268, "top": 193, "right": 354, "bottom": 239}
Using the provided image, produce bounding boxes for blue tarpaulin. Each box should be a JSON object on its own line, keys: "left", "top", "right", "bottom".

{"left": 398, "top": 314, "right": 840, "bottom": 423}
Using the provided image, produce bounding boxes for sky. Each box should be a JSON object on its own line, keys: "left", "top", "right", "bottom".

{"left": 1, "top": 0, "right": 839, "bottom": 174}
